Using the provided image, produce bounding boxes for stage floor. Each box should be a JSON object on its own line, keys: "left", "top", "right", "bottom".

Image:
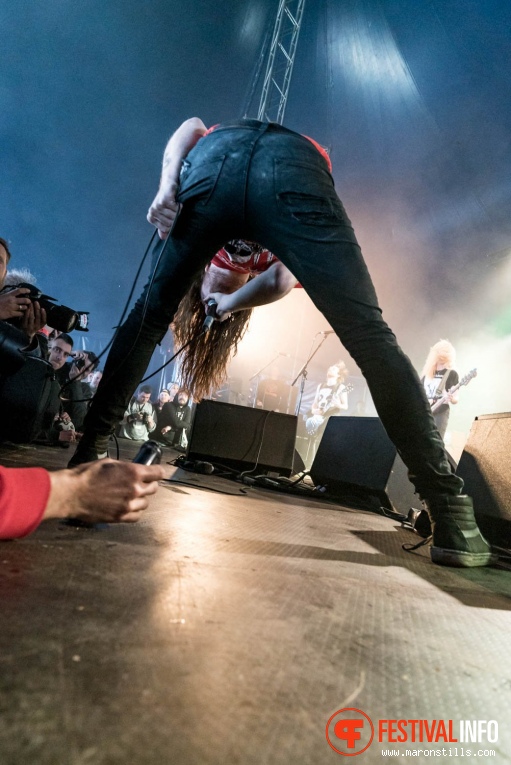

{"left": 1, "top": 440, "right": 510, "bottom": 764}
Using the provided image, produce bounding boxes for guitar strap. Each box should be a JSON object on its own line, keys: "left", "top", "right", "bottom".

{"left": 434, "top": 369, "right": 451, "bottom": 398}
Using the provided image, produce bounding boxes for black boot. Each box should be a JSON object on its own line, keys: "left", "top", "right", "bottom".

{"left": 68, "top": 433, "right": 111, "bottom": 467}
{"left": 424, "top": 494, "right": 497, "bottom": 567}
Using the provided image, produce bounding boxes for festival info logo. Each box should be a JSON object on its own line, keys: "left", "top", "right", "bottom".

{"left": 325, "top": 708, "right": 375, "bottom": 756}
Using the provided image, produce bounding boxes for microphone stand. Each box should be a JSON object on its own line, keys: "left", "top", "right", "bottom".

{"left": 292, "top": 333, "right": 330, "bottom": 416}
{"left": 248, "top": 353, "right": 281, "bottom": 408}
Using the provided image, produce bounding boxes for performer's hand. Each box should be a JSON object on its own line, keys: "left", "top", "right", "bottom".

{"left": 147, "top": 181, "right": 181, "bottom": 239}
{"left": 204, "top": 292, "right": 232, "bottom": 322}
{"left": 147, "top": 118, "right": 207, "bottom": 239}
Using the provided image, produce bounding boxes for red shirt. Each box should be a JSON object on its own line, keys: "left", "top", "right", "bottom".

{"left": 211, "top": 243, "right": 277, "bottom": 276}
{"left": 0, "top": 466, "right": 50, "bottom": 539}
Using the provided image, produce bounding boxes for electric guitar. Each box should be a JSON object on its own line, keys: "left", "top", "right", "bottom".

{"left": 430, "top": 368, "right": 477, "bottom": 413}
{"left": 305, "top": 383, "right": 354, "bottom": 436}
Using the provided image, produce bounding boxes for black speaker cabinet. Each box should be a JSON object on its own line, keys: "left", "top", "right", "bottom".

{"left": 187, "top": 400, "right": 300, "bottom": 476}
{"left": 457, "top": 413, "right": 511, "bottom": 548}
{"left": 310, "top": 416, "right": 421, "bottom": 514}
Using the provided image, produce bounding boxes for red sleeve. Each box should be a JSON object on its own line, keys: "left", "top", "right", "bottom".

{"left": 0, "top": 466, "right": 51, "bottom": 539}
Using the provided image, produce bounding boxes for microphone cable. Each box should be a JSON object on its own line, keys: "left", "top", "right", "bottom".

{"left": 58, "top": 228, "right": 160, "bottom": 401}
{"left": 238, "top": 408, "right": 274, "bottom": 482}
{"left": 58, "top": 226, "right": 213, "bottom": 399}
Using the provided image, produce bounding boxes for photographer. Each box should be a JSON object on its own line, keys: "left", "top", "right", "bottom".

{"left": 119, "top": 385, "right": 156, "bottom": 441}
{"left": 42, "top": 342, "right": 99, "bottom": 445}
{"left": 0, "top": 237, "right": 47, "bottom": 345}
{"left": 59, "top": 350, "right": 100, "bottom": 434}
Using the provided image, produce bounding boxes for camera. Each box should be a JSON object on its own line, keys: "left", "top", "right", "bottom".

{"left": 4, "top": 282, "right": 89, "bottom": 333}
{"left": 128, "top": 411, "right": 148, "bottom": 424}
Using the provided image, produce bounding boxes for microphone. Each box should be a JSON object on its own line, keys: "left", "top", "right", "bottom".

{"left": 133, "top": 440, "right": 162, "bottom": 465}
{"left": 202, "top": 299, "right": 218, "bottom": 332}
{"left": 319, "top": 330, "right": 335, "bottom": 335}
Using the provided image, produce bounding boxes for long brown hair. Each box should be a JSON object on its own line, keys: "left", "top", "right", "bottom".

{"left": 172, "top": 274, "right": 252, "bottom": 400}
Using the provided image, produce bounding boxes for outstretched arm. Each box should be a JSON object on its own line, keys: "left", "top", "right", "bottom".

{"left": 147, "top": 117, "right": 208, "bottom": 238}
{"left": 45, "top": 461, "right": 165, "bottom": 525}
{"left": 0, "top": 461, "right": 166, "bottom": 539}
{"left": 206, "top": 262, "right": 298, "bottom": 319}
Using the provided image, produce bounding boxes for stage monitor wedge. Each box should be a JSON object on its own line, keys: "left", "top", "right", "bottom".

{"left": 310, "top": 416, "right": 421, "bottom": 515}
{"left": 187, "top": 400, "right": 300, "bottom": 476}
{"left": 456, "top": 412, "right": 511, "bottom": 549}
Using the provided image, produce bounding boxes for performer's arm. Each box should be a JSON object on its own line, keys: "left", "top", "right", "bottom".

{"left": 446, "top": 390, "right": 459, "bottom": 405}
{"left": 444, "top": 371, "right": 460, "bottom": 405}
{"left": 0, "top": 462, "right": 165, "bottom": 538}
{"left": 207, "top": 262, "right": 298, "bottom": 318}
{"left": 310, "top": 385, "right": 322, "bottom": 415}
{"left": 331, "top": 387, "right": 349, "bottom": 411}
{"left": 147, "top": 117, "right": 208, "bottom": 238}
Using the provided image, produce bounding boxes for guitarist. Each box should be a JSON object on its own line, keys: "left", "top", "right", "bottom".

{"left": 420, "top": 339, "right": 459, "bottom": 440}
{"left": 305, "top": 362, "right": 350, "bottom": 438}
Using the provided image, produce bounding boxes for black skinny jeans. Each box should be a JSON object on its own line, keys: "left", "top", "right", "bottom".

{"left": 85, "top": 119, "right": 462, "bottom": 498}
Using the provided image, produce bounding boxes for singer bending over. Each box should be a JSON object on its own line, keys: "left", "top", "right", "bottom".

{"left": 71, "top": 117, "right": 495, "bottom": 569}
{"left": 172, "top": 240, "right": 297, "bottom": 399}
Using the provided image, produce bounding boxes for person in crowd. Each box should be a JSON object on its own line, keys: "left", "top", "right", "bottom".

{"left": 167, "top": 381, "right": 180, "bottom": 401}
{"left": 48, "top": 333, "right": 74, "bottom": 372}
{"left": 3, "top": 266, "right": 38, "bottom": 288}
{"left": 0, "top": 460, "right": 165, "bottom": 540}
{"left": 157, "top": 388, "right": 192, "bottom": 449}
{"left": 33, "top": 333, "right": 76, "bottom": 443}
{"left": 41, "top": 337, "right": 97, "bottom": 445}
{"left": 119, "top": 385, "right": 156, "bottom": 441}
{"left": 255, "top": 363, "right": 290, "bottom": 412}
{"left": 304, "top": 362, "right": 350, "bottom": 438}
{"left": 60, "top": 350, "right": 100, "bottom": 433}
{"left": 153, "top": 388, "right": 171, "bottom": 416}
{"left": 420, "top": 340, "right": 459, "bottom": 441}
{"left": 87, "top": 369, "right": 103, "bottom": 393}
{"left": 0, "top": 238, "right": 46, "bottom": 344}
{"left": 71, "top": 117, "right": 495, "bottom": 568}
